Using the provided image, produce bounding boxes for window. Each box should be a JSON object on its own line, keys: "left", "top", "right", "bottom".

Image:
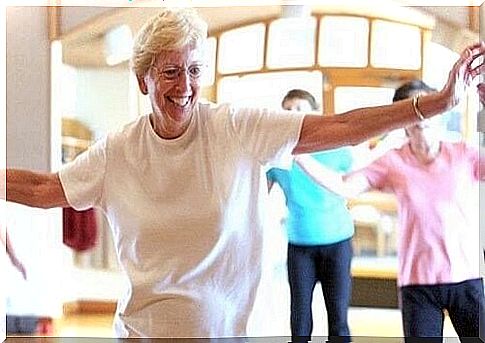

{"left": 319, "top": 16, "right": 369, "bottom": 67}
{"left": 370, "top": 20, "right": 421, "bottom": 70}
{"left": 218, "top": 24, "right": 265, "bottom": 74}
{"left": 267, "top": 17, "right": 316, "bottom": 69}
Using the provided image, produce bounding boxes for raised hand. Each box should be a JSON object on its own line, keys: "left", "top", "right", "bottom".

{"left": 442, "top": 42, "right": 485, "bottom": 109}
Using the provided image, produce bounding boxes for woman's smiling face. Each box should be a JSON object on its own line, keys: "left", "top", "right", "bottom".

{"left": 141, "top": 43, "right": 205, "bottom": 138}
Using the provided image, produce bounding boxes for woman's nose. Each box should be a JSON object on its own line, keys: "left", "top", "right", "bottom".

{"left": 174, "top": 70, "right": 190, "bottom": 90}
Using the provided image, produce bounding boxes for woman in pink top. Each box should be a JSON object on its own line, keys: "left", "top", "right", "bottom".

{"left": 296, "top": 80, "right": 485, "bottom": 342}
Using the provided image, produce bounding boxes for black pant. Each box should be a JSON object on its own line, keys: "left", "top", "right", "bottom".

{"left": 287, "top": 238, "right": 353, "bottom": 343}
{"left": 400, "top": 278, "right": 485, "bottom": 343}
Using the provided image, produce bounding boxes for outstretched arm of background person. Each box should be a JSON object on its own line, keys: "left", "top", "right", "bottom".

{"left": 2, "top": 169, "right": 69, "bottom": 209}
{"left": 350, "top": 132, "right": 408, "bottom": 172}
{"left": 294, "top": 154, "right": 371, "bottom": 198}
{"left": 293, "top": 42, "right": 485, "bottom": 154}
{"left": 1, "top": 226, "right": 27, "bottom": 279}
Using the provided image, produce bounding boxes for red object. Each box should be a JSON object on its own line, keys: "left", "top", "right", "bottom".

{"left": 63, "top": 207, "right": 98, "bottom": 251}
{"left": 36, "top": 317, "right": 54, "bottom": 335}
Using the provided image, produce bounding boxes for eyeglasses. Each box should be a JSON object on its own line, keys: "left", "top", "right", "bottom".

{"left": 151, "top": 64, "right": 205, "bottom": 82}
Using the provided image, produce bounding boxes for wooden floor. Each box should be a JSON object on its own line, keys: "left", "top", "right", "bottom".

{"left": 6, "top": 307, "right": 458, "bottom": 341}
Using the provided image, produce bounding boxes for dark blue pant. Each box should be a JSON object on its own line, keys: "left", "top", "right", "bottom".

{"left": 287, "top": 238, "right": 353, "bottom": 343}
{"left": 400, "top": 278, "right": 485, "bottom": 343}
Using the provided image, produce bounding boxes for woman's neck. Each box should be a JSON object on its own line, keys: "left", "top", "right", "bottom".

{"left": 409, "top": 140, "right": 440, "bottom": 164}
{"left": 150, "top": 113, "right": 191, "bottom": 139}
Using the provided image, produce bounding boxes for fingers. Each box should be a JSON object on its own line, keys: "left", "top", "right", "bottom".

{"left": 456, "top": 42, "right": 485, "bottom": 81}
{"left": 462, "top": 41, "right": 485, "bottom": 59}
{"left": 455, "top": 42, "right": 485, "bottom": 68}
{"left": 466, "top": 41, "right": 485, "bottom": 53}
{"left": 470, "top": 62, "right": 485, "bottom": 79}
{"left": 465, "top": 42, "right": 485, "bottom": 63}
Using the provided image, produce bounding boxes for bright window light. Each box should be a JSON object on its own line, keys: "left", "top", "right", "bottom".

{"left": 319, "top": 16, "right": 369, "bottom": 67}
{"left": 423, "top": 42, "right": 458, "bottom": 89}
{"left": 218, "top": 24, "right": 265, "bottom": 74}
{"left": 267, "top": 17, "right": 316, "bottom": 69}
{"left": 370, "top": 20, "right": 421, "bottom": 70}
{"left": 104, "top": 25, "right": 133, "bottom": 66}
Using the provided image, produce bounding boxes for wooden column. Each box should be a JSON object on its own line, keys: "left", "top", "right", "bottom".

{"left": 47, "top": 5, "right": 61, "bottom": 41}
{"left": 469, "top": 6, "right": 479, "bottom": 33}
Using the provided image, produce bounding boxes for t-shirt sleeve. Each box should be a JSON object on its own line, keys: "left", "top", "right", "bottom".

{"left": 460, "top": 142, "right": 483, "bottom": 181}
{"left": 58, "top": 138, "right": 107, "bottom": 210}
{"left": 266, "top": 168, "right": 276, "bottom": 183}
{"left": 350, "top": 154, "right": 390, "bottom": 191}
{"left": 228, "top": 105, "right": 305, "bottom": 170}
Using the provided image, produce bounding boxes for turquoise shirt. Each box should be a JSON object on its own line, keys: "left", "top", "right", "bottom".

{"left": 267, "top": 148, "right": 355, "bottom": 246}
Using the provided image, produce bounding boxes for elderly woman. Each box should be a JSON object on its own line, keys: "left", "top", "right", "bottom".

{"left": 296, "top": 80, "right": 485, "bottom": 342}
{"left": 4, "top": 8, "right": 485, "bottom": 339}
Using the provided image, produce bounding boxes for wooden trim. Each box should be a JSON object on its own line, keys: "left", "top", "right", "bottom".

{"left": 47, "top": 6, "right": 61, "bottom": 41}
{"left": 352, "top": 265, "right": 397, "bottom": 280}
{"left": 469, "top": 6, "right": 480, "bottom": 33}
{"left": 63, "top": 300, "right": 117, "bottom": 315}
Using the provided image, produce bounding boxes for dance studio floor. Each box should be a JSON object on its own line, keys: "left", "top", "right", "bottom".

{"left": 5, "top": 307, "right": 454, "bottom": 341}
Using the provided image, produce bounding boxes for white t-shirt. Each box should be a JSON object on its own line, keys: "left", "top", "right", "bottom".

{"left": 59, "top": 103, "right": 304, "bottom": 338}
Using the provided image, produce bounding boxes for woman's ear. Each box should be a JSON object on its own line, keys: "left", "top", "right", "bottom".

{"left": 137, "top": 74, "right": 148, "bottom": 95}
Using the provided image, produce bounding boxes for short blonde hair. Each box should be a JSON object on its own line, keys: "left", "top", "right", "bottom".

{"left": 131, "top": 8, "right": 208, "bottom": 77}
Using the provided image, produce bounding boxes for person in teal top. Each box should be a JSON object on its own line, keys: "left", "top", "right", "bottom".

{"left": 267, "top": 89, "right": 354, "bottom": 343}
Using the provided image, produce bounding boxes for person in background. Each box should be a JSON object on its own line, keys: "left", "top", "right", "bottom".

{"left": 267, "top": 89, "right": 354, "bottom": 343}
{"left": 1, "top": 226, "right": 27, "bottom": 279}
{"left": 3, "top": 6, "right": 485, "bottom": 338}
{"left": 296, "top": 80, "right": 485, "bottom": 342}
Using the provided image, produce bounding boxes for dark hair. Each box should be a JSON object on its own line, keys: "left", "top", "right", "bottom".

{"left": 392, "top": 80, "right": 437, "bottom": 102}
{"left": 282, "top": 89, "right": 319, "bottom": 111}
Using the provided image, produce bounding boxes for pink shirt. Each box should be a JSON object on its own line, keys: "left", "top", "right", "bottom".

{"left": 356, "top": 141, "right": 481, "bottom": 287}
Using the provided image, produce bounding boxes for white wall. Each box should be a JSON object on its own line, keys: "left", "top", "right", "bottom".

{"left": 61, "top": 7, "right": 114, "bottom": 36}
{"left": 58, "top": 65, "right": 131, "bottom": 302}
{"left": 72, "top": 66, "right": 131, "bottom": 140}
{"left": 6, "top": 7, "right": 63, "bottom": 317}
{"left": 7, "top": 7, "right": 52, "bottom": 171}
